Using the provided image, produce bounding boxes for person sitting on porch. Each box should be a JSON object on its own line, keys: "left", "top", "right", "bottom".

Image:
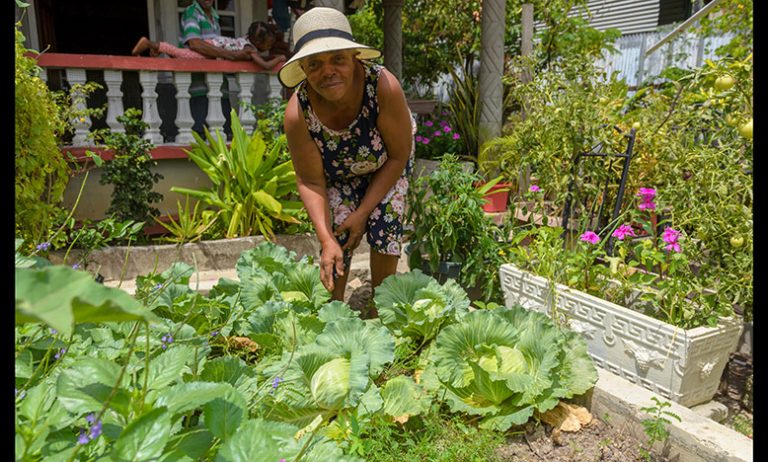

{"left": 132, "top": 21, "right": 287, "bottom": 69}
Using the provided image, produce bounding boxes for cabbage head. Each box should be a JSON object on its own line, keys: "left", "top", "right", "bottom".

{"left": 374, "top": 270, "right": 469, "bottom": 343}
{"left": 311, "top": 357, "right": 351, "bottom": 410}
{"left": 430, "top": 306, "right": 597, "bottom": 431}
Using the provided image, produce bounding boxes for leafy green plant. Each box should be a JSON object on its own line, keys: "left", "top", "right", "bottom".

{"left": 172, "top": 109, "right": 302, "bottom": 239}
{"left": 406, "top": 155, "right": 506, "bottom": 301}
{"left": 413, "top": 109, "right": 467, "bottom": 161}
{"left": 15, "top": 22, "right": 74, "bottom": 249}
{"left": 639, "top": 397, "right": 681, "bottom": 461}
{"left": 154, "top": 195, "right": 221, "bottom": 244}
{"left": 427, "top": 306, "right": 598, "bottom": 431}
{"left": 447, "top": 53, "right": 479, "bottom": 161}
{"left": 374, "top": 270, "right": 470, "bottom": 348}
{"left": 94, "top": 108, "right": 164, "bottom": 224}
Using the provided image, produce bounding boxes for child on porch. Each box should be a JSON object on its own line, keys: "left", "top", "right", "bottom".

{"left": 131, "top": 21, "right": 287, "bottom": 69}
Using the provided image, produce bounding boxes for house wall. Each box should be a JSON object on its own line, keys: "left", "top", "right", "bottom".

{"left": 63, "top": 157, "right": 214, "bottom": 222}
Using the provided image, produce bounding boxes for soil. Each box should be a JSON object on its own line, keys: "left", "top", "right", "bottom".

{"left": 344, "top": 278, "right": 753, "bottom": 460}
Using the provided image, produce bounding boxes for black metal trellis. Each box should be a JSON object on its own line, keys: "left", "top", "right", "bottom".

{"left": 561, "top": 124, "right": 636, "bottom": 256}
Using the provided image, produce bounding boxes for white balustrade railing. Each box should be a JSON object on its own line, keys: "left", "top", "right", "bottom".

{"left": 35, "top": 53, "right": 284, "bottom": 147}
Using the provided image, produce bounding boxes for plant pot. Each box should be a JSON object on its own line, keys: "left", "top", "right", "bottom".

{"left": 499, "top": 263, "right": 742, "bottom": 407}
{"left": 480, "top": 182, "right": 512, "bottom": 213}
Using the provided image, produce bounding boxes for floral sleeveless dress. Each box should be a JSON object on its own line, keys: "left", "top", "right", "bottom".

{"left": 297, "top": 62, "right": 415, "bottom": 256}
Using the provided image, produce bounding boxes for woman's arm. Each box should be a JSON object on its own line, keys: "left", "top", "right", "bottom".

{"left": 335, "top": 67, "right": 413, "bottom": 251}
{"left": 284, "top": 94, "right": 345, "bottom": 291}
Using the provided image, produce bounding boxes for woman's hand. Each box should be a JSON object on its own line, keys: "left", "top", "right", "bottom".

{"left": 335, "top": 210, "right": 367, "bottom": 252}
{"left": 320, "top": 239, "right": 345, "bottom": 292}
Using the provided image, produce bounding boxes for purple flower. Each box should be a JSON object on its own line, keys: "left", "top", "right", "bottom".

{"left": 50, "top": 328, "right": 58, "bottom": 335}
{"left": 271, "top": 376, "right": 284, "bottom": 393}
{"left": 424, "top": 120, "right": 433, "bottom": 127}
{"left": 154, "top": 283, "right": 163, "bottom": 291}
{"left": 580, "top": 231, "right": 600, "bottom": 245}
{"left": 415, "top": 135, "right": 423, "bottom": 142}
{"left": 85, "top": 413, "right": 96, "bottom": 424}
{"left": 612, "top": 224, "right": 636, "bottom": 241}
{"left": 421, "top": 138, "right": 430, "bottom": 145}
{"left": 452, "top": 133, "right": 460, "bottom": 140}
{"left": 77, "top": 429, "right": 90, "bottom": 445}
{"left": 89, "top": 420, "right": 103, "bottom": 439}
{"left": 161, "top": 333, "right": 174, "bottom": 350}
{"left": 528, "top": 185, "right": 541, "bottom": 193}
{"left": 54, "top": 348, "right": 67, "bottom": 360}
{"left": 210, "top": 330, "right": 219, "bottom": 337}
{"left": 442, "top": 125, "right": 452, "bottom": 133}
{"left": 665, "top": 242, "right": 681, "bottom": 252}
{"left": 71, "top": 263, "right": 80, "bottom": 270}
{"left": 36, "top": 242, "right": 51, "bottom": 251}
{"left": 433, "top": 130, "right": 442, "bottom": 137}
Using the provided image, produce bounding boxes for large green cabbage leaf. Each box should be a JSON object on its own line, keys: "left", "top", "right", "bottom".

{"left": 430, "top": 307, "right": 597, "bottom": 431}
{"left": 255, "top": 315, "right": 394, "bottom": 426}
{"left": 374, "top": 270, "right": 470, "bottom": 344}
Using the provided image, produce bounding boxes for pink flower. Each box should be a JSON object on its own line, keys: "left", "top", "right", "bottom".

{"left": 638, "top": 200, "right": 656, "bottom": 211}
{"left": 434, "top": 130, "right": 442, "bottom": 137}
{"left": 452, "top": 133, "right": 461, "bottom": 140}
{"left": 528, "top": 185, "right": 540, "bottom": 193}
{"left": 612, "top": 224, "right": 636, "bottom": 240}
{"left": 661, "top": 227, "right": 680, "bottom": 244}
{"left": 636, "top": 188, "right": 656, "bottom": 202}
{"left": 422, "top": 138, "right": 430, "bottom": 144}
{"left": 662, "top": 227, "right": 682, "bottom": 252}
{"left": 424, "top": 120, "right": 433, "bottom": 127}
{"left": 580, "top": 231, "right": 600, "bottom": 245}
{"left": 442, "top": 125, "right": 452, "bottom": 132}
{"left": 415, "top": 135, "right": 423, "bottom": 142}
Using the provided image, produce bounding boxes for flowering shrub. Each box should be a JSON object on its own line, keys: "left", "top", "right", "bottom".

{"left": 503, "top": 186, "right": 733, "bottom": 329}
{"left": 413, "top": 112, "right": 466, "bottom": 161}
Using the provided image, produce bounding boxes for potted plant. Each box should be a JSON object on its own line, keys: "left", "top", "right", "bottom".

{"left": 406, "top": 155, "right": 505, "bottom": 302}
{"left": 498, "top": 186, "right": 742, "bottom": 407}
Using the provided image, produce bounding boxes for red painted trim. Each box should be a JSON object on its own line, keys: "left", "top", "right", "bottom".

{"left": 63, "top": 146, "right": 192, "bottom": 162}
{"left": 32, "top": 52, "right": 281, "bottom": 73}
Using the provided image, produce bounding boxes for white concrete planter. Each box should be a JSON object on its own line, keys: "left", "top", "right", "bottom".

{"left": 499, "top": 263, "right": 742, "bottom": 407}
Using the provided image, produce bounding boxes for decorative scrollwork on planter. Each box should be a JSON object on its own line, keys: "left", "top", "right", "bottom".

{"left": 602, "top": 313, "right": 617, "bottom": 346}
{"left": 568, "top": 319, "right": 597, "bottom": 340}
{"left": 622, "top": 339, "right": 667, "bottom": 373}
{"left": 698, "top": 358, "right": 719, "bottom": 380}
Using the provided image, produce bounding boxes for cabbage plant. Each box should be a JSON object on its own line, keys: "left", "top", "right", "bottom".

{"left": 257, "top": 314, "right": 394, "bottom": 426}
{"left": 374, "top": 270, "right": 470, "bottom": 346}
{"left": 430, "top": 306, "right": 597, "bottom": 431}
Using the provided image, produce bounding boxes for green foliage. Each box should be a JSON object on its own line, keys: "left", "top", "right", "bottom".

{"left": 374, "top": 270, "right": 470, "bottom": 346}
{"left": 414, "top": 110, "right": 468, "bottom": 161}
{"left": 639, "top": 397, "right": 681, "bottom": 461}
{"left": 406, "top": 155, "right": 506, "bottom": 301}
{"left": 428, "top": 307, "right": 598, "bottom": 431}
{"left": 15, "top": 239, "right": 601, "bottom": 461}
{"left": 695, "top": 0, "right": 752, "bottom": 59}
{"left": 447, "top": 56, "right": 480, "bottom": 160}
{"left": 172, "top": 109, "right": 302, "bottom": 239}
{"left": 15, "top": 23, "right": 70, "bottom": 248}
{"left": 154, "top": 195, "right": 221, "bottom": 245}
{"left": 94, "top": 108, "right": 164, "bottom": 224}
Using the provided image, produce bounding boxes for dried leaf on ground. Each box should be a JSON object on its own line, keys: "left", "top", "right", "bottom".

{"left": 540, "top": 402, "right": 593, "bottom": 432}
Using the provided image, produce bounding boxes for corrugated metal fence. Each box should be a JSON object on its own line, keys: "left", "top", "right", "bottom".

{"left": 597, "top": 30, "right": 734, "bottom": 88}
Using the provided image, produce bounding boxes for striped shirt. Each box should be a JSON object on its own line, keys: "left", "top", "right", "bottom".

{"left": 179, "top": 1, "right": 221, "bottom": 46}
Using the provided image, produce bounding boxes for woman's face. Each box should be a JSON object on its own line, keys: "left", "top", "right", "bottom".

{"left": 301, "top": 50, "right": 358, "bottom": 102}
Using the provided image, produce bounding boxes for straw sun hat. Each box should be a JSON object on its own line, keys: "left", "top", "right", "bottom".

{"left": 277, "top": 7, "right": 382, "bottom": 88}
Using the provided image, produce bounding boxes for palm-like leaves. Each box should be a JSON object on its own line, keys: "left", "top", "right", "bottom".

{"left": 171, "top": 109, "right": 303, "bottom": 239}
